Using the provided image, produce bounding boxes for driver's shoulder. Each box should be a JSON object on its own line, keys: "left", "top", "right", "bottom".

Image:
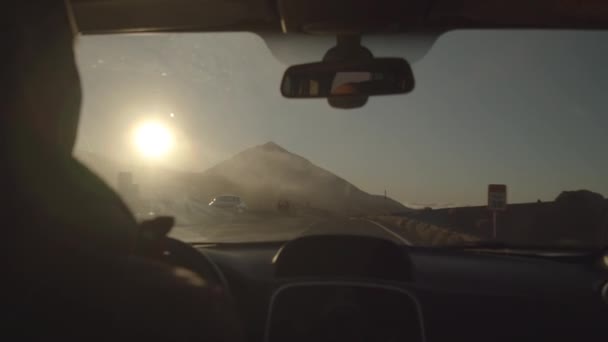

{"left": 13, "top": 152, "right": 139, "bottom": 255}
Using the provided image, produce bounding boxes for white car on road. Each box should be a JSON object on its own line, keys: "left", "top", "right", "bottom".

{"left": 209, "top": 195, "right": 248, "bottom": 213}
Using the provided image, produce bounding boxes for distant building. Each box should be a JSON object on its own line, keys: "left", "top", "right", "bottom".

{"left": 117, "top": 172, "right": 133, "bottom": 196}
{"left": 117, "top": 172, "right": 140, "bottom": 211}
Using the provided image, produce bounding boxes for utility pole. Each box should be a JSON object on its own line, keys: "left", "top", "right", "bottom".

{"left": 384, "top": 189, "right": 388, "bottom": 213}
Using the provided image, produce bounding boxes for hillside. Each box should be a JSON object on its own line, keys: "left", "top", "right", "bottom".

{"left": 75, "top": 142, "right": 409, "bottom": 216}
{"left": 188, "top": 142, "right": 408, "bottom": 215}
{"left": 398, "top": 190, "right": 608, "bottom": 247}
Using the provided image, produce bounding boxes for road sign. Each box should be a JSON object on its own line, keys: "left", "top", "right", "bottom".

{"left": 487, "top": 184, "right": 507, "bottom": 239}
{"left": 488, "top": 184, "right": 507, "bottom": 211}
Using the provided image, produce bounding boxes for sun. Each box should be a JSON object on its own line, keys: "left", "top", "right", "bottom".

{"left": 133, "top": 121, "right": 174, "bottom": 159}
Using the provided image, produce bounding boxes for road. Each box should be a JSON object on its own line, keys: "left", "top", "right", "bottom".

{"left": 169, "top": 214, "right": 412, "bottom": 245}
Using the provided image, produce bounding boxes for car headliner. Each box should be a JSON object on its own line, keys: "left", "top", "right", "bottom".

{"left": 71, "top": 0, "right": 608, "bottom": 35}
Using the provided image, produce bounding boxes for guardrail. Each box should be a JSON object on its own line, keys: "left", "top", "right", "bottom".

{"left": 369, "top": 215, "right": 481, "bottom": 246}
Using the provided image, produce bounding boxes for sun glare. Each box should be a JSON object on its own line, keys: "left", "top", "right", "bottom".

{"left": 133, "top": 121, "right": 174, "bottom": 159}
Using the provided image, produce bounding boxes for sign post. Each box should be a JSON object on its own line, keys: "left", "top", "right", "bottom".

{"left": 492, "top": 211, "right": 497, "bottom": 240}
{"left": 487, "top": 184, "right": 507, "bottom": 239}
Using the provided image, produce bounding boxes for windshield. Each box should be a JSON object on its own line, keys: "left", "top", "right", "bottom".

{"left": 74, "top": 31, "right": 608, "bottom": 248}
{"left": 214, "top": 196, "right": 240, "bottom": 202}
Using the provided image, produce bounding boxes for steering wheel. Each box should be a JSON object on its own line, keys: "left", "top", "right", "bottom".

{"left": 131, "top": 217, "right": 243, "bottom": 341}
{"left": 135, "top": 217, "right": 232, "bottom": 298}
{"left": 162, "top": 237, "right": 231, "bottom": 295}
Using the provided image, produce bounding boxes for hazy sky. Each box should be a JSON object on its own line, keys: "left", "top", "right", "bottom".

{"left": 74, "top": 30, "right": 608, "bottom": 207}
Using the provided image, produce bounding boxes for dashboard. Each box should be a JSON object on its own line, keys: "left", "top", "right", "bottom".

{"left": 267, "top": 282, "right": 423, "bottom": 342}
{"left": 164, "top": 235, "right": 608, "bottom": 342}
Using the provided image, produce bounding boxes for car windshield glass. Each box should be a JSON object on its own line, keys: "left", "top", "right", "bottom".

{"left": 216, "top": 196, "right": 239, "bottom": 202}
{"left": 74, "top": 31, "right": 608, "bottom": 248}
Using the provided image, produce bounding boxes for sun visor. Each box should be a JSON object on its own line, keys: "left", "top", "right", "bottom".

{"left": 277, "top": 0, "right": 428, "bottom": 34}
{"left": 72, "top": 0, "right": 278, "bottom": 33}
{"left": 430, "top": 0, "right": 608, "bottom": 28}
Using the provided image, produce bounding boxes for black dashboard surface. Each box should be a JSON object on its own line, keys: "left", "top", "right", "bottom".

{"left": 192, "top": 237, "right": 608, "bottom": 342}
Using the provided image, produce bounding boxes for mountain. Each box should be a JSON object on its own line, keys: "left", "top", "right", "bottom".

{"left": 188, "top": 142, "right": 409, "bottom": 215}
{"left": 76, "top": 142, "right": 409, "bottom": 215}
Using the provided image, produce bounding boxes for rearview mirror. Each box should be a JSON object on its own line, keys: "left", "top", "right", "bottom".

{"left": 281, "top": 58, "right": 414, "bottom": 98}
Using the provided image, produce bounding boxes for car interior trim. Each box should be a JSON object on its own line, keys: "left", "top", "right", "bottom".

{"left": 264, "top": 281, "right": 426, "bottom": 342}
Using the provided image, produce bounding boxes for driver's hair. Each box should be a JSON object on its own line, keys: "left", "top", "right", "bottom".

{"left": 1, "top": 0, "right": 81, "bottom": 155}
